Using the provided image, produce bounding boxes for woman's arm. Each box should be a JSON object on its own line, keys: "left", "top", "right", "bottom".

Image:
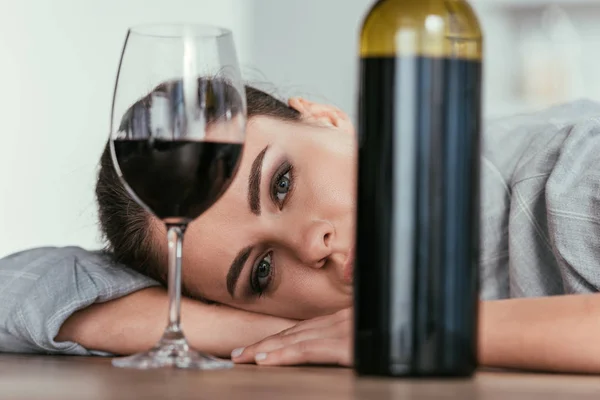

{"left": 0, "top": 247, "right": 293, "bottom": 356}
{"left": 479, "top": 294, "right": 600, "bottom": 373}
{"left": 56, "top": 287, "right": 296, "bottom": 358}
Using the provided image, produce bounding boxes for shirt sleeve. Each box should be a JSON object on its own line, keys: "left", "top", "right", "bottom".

{"left": 0, "top": 247, "right": 159, "bottom": 355}
{"left": 545, "top": 117, "right": 600, "bottom": 293}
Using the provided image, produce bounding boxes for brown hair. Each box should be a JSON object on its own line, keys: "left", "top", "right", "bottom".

{"left": 96, "top": 80, "right": 301, "bottom": 296}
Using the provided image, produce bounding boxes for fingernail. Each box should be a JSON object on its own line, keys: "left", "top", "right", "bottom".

{"left": 231, "top": 347, "right": 245, "bottom": 358}
{"left": 255, "top": 353, "right": 268, "bottom": 362}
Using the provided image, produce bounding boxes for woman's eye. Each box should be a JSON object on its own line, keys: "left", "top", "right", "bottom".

{"left": 275, "top": 171, "right": 291, "bottom": 202}
{"left": 271, "top": 161, "right": 294, "bottom": 209}
{"left": 251, "top": 252, "right": 273, "bottom": 294}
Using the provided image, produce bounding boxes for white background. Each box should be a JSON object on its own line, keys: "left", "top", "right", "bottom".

{"left": 1, "top": 0, "right": 599, "bottom": 257}
{"left": 0, "top": 0, "right": 251, "bottom": 256}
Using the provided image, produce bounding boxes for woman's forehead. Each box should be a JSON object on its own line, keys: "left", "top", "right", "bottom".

{"left": 247, "top": 116, "right": 305, "bottom": 138}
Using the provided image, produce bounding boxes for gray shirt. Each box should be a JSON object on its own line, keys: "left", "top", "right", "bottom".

{"left": 2, "top": 100, "right": 600, "bottom": 355}
{"left": 0, "top": 247, "right": 158, "bottom": 355}
{"left": 479, "top": 99, "right": 600, "bottom": 299}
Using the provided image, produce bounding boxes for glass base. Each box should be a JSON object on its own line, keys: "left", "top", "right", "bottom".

{"left": 112, "top": 337, "right": 234, "bottom": 370}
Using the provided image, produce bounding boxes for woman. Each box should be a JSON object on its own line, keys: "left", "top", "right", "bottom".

{"left": 2, "top": 82, "right": 600, "bottom": 373}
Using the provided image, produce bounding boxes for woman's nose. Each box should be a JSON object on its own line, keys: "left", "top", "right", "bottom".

{"left": 294, "top": 220, "right": 334, "bottom": 268}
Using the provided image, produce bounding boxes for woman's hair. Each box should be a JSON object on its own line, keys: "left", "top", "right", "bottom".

{"left": 96, "top": 79, "right": 301, "bottom": 295}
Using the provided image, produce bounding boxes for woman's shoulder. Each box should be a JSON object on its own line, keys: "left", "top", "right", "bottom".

{"left": 480, "top": 100, "right": 600, "bottom": 300}
{"left": 483, "top": 99, "right": 600, "bottom": 187}
{"left": 0, "top": 246, "right": 160, "bottom": 297}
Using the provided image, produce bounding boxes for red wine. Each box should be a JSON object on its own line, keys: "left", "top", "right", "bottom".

{"left": 354, "top": 55, "right": 482, "bottom": 377}
{"left": 113, "top": 140, "right": 243, "bottom": 222}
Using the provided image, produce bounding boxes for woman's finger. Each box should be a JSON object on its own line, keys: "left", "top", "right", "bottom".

{"left": 253, "top": 338, "right": 353, "bottom": 367}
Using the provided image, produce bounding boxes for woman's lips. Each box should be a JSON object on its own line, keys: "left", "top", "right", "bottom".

{"left": 342, "top": 247, "right": 355, "bottom": 284}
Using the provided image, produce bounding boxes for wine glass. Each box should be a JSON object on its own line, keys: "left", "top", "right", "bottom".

{"left": 108, "top": 24, "right": 246, "bottom": 370}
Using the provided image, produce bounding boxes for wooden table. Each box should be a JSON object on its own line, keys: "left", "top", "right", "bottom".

{"left": 1, "top": 355, "right": 600, "bottom": 400}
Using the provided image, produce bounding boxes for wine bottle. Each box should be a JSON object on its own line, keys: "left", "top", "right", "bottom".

{"left": 354, "top": 0, "right": 483, "bottom": 377}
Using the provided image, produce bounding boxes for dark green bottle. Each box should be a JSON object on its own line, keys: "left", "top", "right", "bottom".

{"left": 354, "top": 0, "right": 483, "bottom": 377}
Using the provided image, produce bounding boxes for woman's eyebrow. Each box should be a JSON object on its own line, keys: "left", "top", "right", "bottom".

{"left": 227, "top": 245, "right": 253, "bottom": 297}
{"left": 248, "top": 145, "right": 269, "bottom": 215}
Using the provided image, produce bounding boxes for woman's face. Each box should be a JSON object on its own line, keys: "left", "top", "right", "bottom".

{"left": 152, "top": 105, "right": 357, "bottom": 320}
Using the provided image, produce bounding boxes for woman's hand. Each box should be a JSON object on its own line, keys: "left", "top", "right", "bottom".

{"left": 231, "top": 308, "right": 353, "bottom": 367}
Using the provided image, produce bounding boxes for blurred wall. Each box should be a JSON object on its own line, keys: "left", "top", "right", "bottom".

{"left": 244, "top": 0, "right": 373, "bottom": 122}
{"left": 0, "top": 0, "right": 251, "bottom": 257}
{"left": 245, "top": 0, "right": 600, "bottom": 119}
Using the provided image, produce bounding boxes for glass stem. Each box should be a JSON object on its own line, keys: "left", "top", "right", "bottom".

{"left": 164, "top": 224, "right": 187, "bottom": 342}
